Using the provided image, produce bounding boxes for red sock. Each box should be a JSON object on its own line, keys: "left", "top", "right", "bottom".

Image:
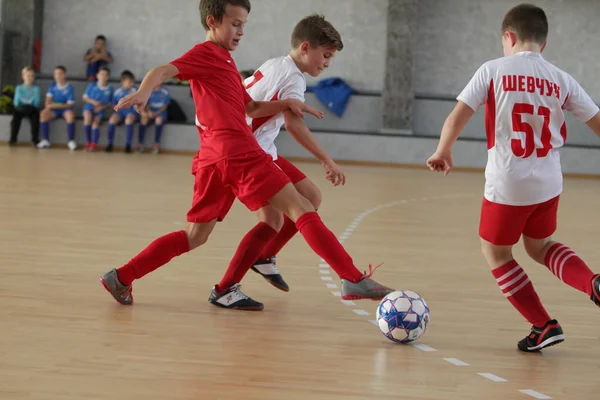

{"left": 116, "top": 231, "right": 190, "bottom": 286}
{"left": 295, "top": 212, "right": 363, "bottom": 282}
{"left": 492, "top": 260, "right": 551, "bottom": 327}
{"left": 259, "top": 215, "right": 298, "bottom": 259}
{"left": 215, "top": 222, "right": 277, "bottom": 293}
{"left": 544, "top": 243, "right": 594, "bottom": 296}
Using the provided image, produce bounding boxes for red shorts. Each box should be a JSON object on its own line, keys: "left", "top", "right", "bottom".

{"left": 273, "top": 156, "right": 307, "bottom": 184}
{"left": 479, "top": 196, "right": 560, "bottom": 246}
{"left": 186, "top": 151, "right": 291, "bottom": 223}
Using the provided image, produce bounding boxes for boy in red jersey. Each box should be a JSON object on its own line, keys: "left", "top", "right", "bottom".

{"left": 427, "top": 4, "right": 600, "bottom": 352}
{"left": 100, "top": 0, "right": 394, "bottom": 310}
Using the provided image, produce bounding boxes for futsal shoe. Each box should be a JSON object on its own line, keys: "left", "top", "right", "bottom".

{"left": 209, "top": 284, "right": 264, "bottom": 311}
{"left": 251, "top": 256, "right": 289, "bottom": 292}
{"left": 590, "top": 274, "right": 600, "bottom": 307}
{"left": 341, "top": 264, "right": 394, "bottom": 301}
{"left": 100, "top": 269, "right": 133, "bottom": 305}
{"left": 517, "top": 319, "right": 564, "bottom": 352}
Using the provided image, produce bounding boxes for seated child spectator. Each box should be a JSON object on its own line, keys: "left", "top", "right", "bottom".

{"left": 38, "top": 65, "right": 76, "bottom": 150}
{"left": 82, "top": 66, "right": 114, "bottom": 151}
{"left": 138, "top": 85, "right": 170, "bottom": 154}
{"left": 108, "top": 70, "right": 138, "bottom": 153}
{"left": 83, "top": 35, "right": 113, "bottom": 81}
{"left": 10, "top": 66, "right": 40, "bottom": 146}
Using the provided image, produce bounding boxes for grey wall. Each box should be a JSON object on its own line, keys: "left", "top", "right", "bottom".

{"left": 416, "top": 0, "right": 600, "bottom": 101}
{"left": 41, "top": 0, "right": 387, "bottom": 91}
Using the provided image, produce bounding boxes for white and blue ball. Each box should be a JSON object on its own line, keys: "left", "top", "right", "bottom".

{"left": 376, "top": 290, "right": 430, "bottom": 343}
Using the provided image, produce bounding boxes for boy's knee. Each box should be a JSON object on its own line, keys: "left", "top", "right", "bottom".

{"left": 185, "top": 226, "right": 209, "bottom": 250}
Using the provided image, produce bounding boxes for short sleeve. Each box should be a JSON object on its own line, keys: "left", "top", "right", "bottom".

{"left": 457, "top": 63, "right": 491, "bottom": 112}
{"left": 170, "top": 44, "right": 210, "bottom": 81}
{"left": 278, "top": 73, "right": 306, "bottom": 102}
{"left": 564, "top": 75, "right": 599, "bottom": 122}
{"left": 83, "top": 84, "right": 93, "bottom": 98}
{"left": 67, "top": 86, "right": 75, "bottom": 103}
{"left": 46, "top": 85, "right": 54, "bottom": 97}
{"left": 242, "top": 81, "right": 253, "bottom": 104}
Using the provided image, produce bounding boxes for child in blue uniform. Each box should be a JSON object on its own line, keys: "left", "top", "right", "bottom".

{"left": 82, "top": 67, "right": 114, "bottom": 151}
{"left": 108, "top": 70, "right": 138, "bottom": 153}
{"left": 38, "top": 66, "right": 77, "bottom": 150}
{"left": 138, "top": 85, "right": 170, "bottom": 153}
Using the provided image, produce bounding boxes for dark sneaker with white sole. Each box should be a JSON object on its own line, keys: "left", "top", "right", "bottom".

{"left": 518, "top": 319, "right": 565, "bottom": 352}
{"left": 208, "top": 284, "right": 264, "bottom": 311}
{"left": 590, "top": 274, "right": 600, "bottom": 307}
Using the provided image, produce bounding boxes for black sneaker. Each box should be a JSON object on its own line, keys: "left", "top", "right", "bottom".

{"left": 518, "top": 319, "right": 565, "bottom": 352}
{"left": 251, "top": 257, "right": 289, "bottom": 292}
{"left": 124, "top": 145, "right": 132, "bottom": 153}
{"left": 591, "top": 274, "right": 600, "bottom": 307}
{"left": 105, "top": 144, "right": 114, "bottom": 153}
{"left": 208, "top": 284, "right": 264, "bottom": 311}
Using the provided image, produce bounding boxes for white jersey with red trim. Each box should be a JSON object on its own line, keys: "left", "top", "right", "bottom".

{"left": 244, "top": 55, "right": 306, "bottom": 160}
{"left": 458, "top": 52, "right": 598, "bottom": 206}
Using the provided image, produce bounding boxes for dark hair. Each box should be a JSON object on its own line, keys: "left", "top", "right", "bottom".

{"left": 99, "top": 66, "right": 111, "bottom": 75}
{"left": 95, "top": 35, "right": 107, "bottom": 42}
{"left": 199, "top": 0, "right": 251, "bottom": 31}
{"left": 239, "top": 69, "right": 254, "bottom": 80}
{"left": 54, "top": 65, "right": 67, "bottom": 73}
{"left": 501, "top": 4, "right": 548, "bottom": 44}
{"left": 121, "top": 70, "right": 135, "bottom": 81}
{"left": 291, "top": 14, "right": 343, "bottom": 51}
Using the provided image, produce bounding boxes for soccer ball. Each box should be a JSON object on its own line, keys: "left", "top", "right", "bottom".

{"left": 376, "top": 290, "right": 430, "bottom": 343}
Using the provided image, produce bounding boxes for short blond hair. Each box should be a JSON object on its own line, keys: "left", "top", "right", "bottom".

{"left": 21, "top": 66, "right": 35, "bottom": 74}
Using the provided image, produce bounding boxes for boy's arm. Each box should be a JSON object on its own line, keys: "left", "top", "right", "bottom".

{"left": 427, "top": 101, "right": 475, "bottom": 175}
{"left": 83, "top": 49, "right": 94, "bottom": 62}
{"left": 585, "top": 112, "right": 600, "bottom": 137}
{"left": 115, "top": 64, "right": 179, "bottom": 113}
{"left": 13, "top": 86, "right": 22, "bottom": 108}
{"left": 283, "top": 110, "right": 345, "bottom": 186}
{"left": 246, "top": 99, "right": 323, "bottom": 120}
{"left": 33, "top": 87, "right": 40, "bottom": 108}
{"left": 152, "top": 104, "right": 169, "bottom": 116}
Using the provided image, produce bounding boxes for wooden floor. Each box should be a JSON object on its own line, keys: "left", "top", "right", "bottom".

{"left": 1, "top": 146, "right": 599, "bottom": 400}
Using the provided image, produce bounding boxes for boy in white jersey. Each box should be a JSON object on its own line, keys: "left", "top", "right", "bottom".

{"left": 427, "top": 4, "right": 600, "bottom": 352}
{"left": 214, "top": 14, "right": 348, "bottom": 294}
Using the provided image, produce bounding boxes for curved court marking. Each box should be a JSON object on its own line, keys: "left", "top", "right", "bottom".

{"left": 317, "top": 193, "right": 553, "bottom": 400}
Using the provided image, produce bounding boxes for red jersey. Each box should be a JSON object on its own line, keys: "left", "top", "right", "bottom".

{"left": 170, "top": 41, "right": 261, "bottom": 168}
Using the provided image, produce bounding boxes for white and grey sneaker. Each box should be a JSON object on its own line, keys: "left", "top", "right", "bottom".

{"left": 341, "top": 263, "right": 394, "bottom": 301}
{"left": 67, "top": 140, "right": 77, "bottom": 151}
{"left": 37, "top": 139, "right": 51, "bottom": 149}
{"left": 251, "top": 256, "right": 289, "bottom": 292}
{"left": 208, "top": 284, "right": 264, "bottom": 311}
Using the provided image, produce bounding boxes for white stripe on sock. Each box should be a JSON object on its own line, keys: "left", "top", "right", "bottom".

{"left": 495, "top": 265, "right": 522, "bottom": 284}
{"left": 499, "top": 270, "right": 527, "bottom": 291}
{"left": 505, "top": 277, "right": 530, "bottom": 297}
{"left": 549, "top": 246, "right": 569, "bottom": 275}
{"left": 557, "top": 253, "right": 575, "bottom": 282}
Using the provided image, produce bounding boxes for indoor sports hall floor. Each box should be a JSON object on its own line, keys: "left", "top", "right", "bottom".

{"left": 1, "top": 148, "right": 599, "bottom": 400}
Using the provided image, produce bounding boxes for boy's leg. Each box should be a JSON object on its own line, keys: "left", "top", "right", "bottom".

{"left": 124, "top": 113, "right": 136, "bottom": 153}
{"left": 38, "top": 109, "right": 56, "bottom": 148}
{"left": 225, "top": 152, "right": 392, "bottom": 300}
{"left": 480, "top": 198, "right": 563, "bottom": 352}
{"left": 101, "top": 162, "right": 238, "bottom": 305}
{"left": 91, "top": 114, "right": 103, "bottom": 150}
{"left": 138, "top": 114, "right": 149, "bottom": 152}
{"left": 216, "top": 205, "right": 283, "bottom": 293}
{"left": 64, "top": 110, "right": 76, "bottom": 150}
{"left": 10, "top": 107, "right": 24, "bottom": 144}
{"left": 152, "top": 115, "right": 165, "bottom": 153}
{"left": 520, "top": 196, "right": 600, "bottom": 305}
{"left": 107, "top": 113, "right": 121, "bottom": 152}
{"left": 29, "top": 107, "right": 40, "bottom": 145}
{"left": 83, "top": 110, "right": 93, "bottom": 148}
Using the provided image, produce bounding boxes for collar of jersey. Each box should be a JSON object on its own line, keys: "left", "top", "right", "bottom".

{"left": 514, "top": 51, "right": 543, "bottom": 59}
{"left": 204, "top": 40, "right": 231, "bottom": 58}
{"left": 55, "top": 82, "right": 69, "bottom": 89}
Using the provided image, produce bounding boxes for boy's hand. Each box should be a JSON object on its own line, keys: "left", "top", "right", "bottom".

{"left": 322, "top": 160, "right": 346, "bottom": 186}
{"left": 287, "top": 99, "right": 324, "bottom": 120}
{"left": 115, "top": 90, "right": 151, "bottom": 114}
{"left": 427, "top": 150, "right": 454, "bottom": 176}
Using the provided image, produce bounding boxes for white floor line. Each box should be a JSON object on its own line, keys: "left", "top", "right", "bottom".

{"left": 353, "top": 309, "right": 369, "bottom": 316}
{"left": 341, "top": 300, "right": 356, "bottom": 306}
{"left": 519, "top": 390, "right": 552, "bottom": 399}
{"left": 443, "top": 358, "right": 470, "bottom": 367}
{"left": 331, "top": 292, "right": 341, "bottom": 297}
{"left": 411, "top": 343, "right": 437, "bottom": 352}
{"left": 477, "top": 373, "right": 507, "bottom": 382}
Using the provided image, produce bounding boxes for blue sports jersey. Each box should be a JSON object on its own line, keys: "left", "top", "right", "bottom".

{"left": 147, "top": 88, "right": 171, "bottom": 112}
{"left": 46, "top": 82, "right": 75, "bottom": 105}
{"left": 113, "top": 86, "right": 137, "bottom": 111}
{"left": 84, "top": 82, "right": 114, "bottom": 105}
